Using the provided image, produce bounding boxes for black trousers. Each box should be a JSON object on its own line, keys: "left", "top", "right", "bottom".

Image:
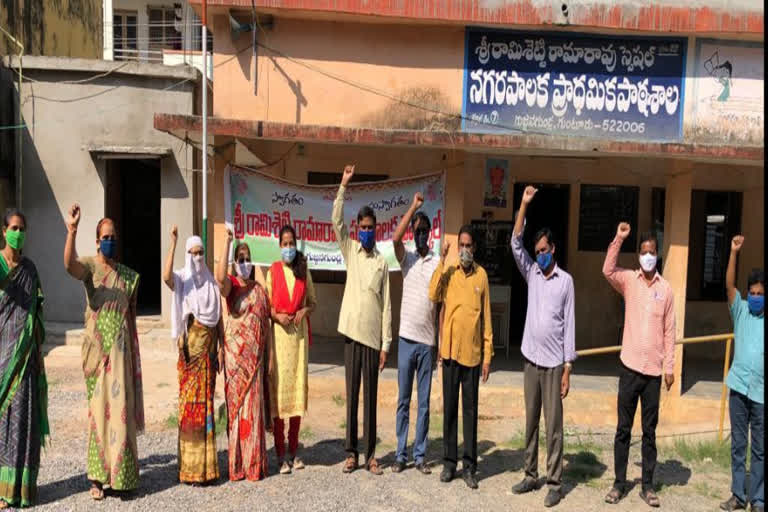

{"left": 613, "top": 363, "right": 661, "bottom": 492}
{"left": 344, "top": 337, "right": 379, "bottom": 463}
{"left": 442, "top": 359, "right": 480, "bottom": 473}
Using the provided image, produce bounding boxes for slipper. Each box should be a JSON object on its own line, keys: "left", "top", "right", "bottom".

{"left": 640, "top": 489, "right": 660, "bottom": 508}
{"left": 605, "top": 487, "right": 623, "bottom": 504}
{"left": 89, "top": 486, "right": 105, "bottom": 501}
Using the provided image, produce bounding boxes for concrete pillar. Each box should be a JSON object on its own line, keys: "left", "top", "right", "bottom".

{"left": 661, "top": 163, "right": 693, "bottom": 402}
{"left": 103, "top": 0, "right": 114, "bottom": 60}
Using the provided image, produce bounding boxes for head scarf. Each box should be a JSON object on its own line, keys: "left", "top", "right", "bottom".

{"left": 170, "top": 235, "right": 221, "bottom": 339}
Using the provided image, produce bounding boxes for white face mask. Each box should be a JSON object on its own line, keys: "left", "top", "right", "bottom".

{"left": 639, "top": 253, "right": 657, "bottom": 273}
{"left": 191, "top": 254, "right": 204, "bottom": 273}
{"left": 236, "top": 262, "right": 253, "bottom": 279}
{"left": 459, "top": 247, "right": 474, "bottom": 268}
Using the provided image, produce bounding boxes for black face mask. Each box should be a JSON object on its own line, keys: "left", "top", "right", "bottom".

{"left": 415, "top": 229, "right": 429, "bottom": 250}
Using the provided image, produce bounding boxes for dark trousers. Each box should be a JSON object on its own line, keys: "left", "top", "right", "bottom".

{"left": 344, "top": 337, "right": 379, "bottom": 463}
{"left": 729, "top": 389, "right": 765, "bottom": 507}
{"left": 442, "top": 359, "right": 480, "bottom": 473}
{"left": 613, "top": 363, "right": 661, "bottom": 492}
{"left": 523, "top": 360, "right": 564, "bottom": 492}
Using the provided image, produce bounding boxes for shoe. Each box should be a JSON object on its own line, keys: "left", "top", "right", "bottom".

{"left": 391, "top": 460, "right": 406, "bottom": 473}
{"left": 512, "top": 477, "right": 538, "bottom": 494}
{"left": 279, "top": 460, "right": 292, "bottom": 475}
{"left": 342, "top": 455, "right": 358, "bottom": 474}
{"left": 292, "top": 457, "right": 305, "bottom": 470}
{"left": 440, "top": 466, "right": 455, "bottom": 483}
{"left": 462, "top": 470, "right": 479, "bottom": 489}
{"left": 366, "top": 458, "right": 383, "bottom": 476}
{"left": 544, "top": 489, "right": 562, "bottom": 508}
{"left": 414, "top": 462, "right": 432, "bottom": 475}
{"left": 721, "top": 495, "right": 747, "bottom": 511}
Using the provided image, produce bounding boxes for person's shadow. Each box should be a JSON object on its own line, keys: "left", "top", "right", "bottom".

{"left": 37, "top": 453, "right": 181, "bottom": 505}
{"left": 562, "top": 451, "right": 608, "bottom": 496}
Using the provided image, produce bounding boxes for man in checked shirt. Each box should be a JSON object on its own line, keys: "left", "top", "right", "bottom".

{"left": 602, "top": 222, "right": 675, "bottom": 509}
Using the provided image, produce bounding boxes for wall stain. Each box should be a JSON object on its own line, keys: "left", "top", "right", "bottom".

{"left": 359, "top": 86, "right": 462, "bottom": 132}
{"left": 0, "top": 0, "right": 101, "bottom": 57}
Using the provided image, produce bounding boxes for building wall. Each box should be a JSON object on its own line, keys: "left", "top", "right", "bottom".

{"left": 0, "top": 0, "right": 102, "bottom": 57}
{"left": 10, "top": 58, "right": 198, "bottom": 323}
{"left": 209, "top": 138, "right": 763, "bottom": 354}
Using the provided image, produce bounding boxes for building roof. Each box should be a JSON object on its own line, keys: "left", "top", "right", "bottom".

{"left": 2, "top": 56, "right": 201, "bottom": 81}
{"left": 153, "top": 113, "right": 764, "bottom": 163}
{"left": 192, "top": 0, "right": 764, "bottom": 34}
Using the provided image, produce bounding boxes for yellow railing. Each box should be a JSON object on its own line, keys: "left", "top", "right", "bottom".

{"left": 576, "top": 333, "right": 734, "bottom": 441}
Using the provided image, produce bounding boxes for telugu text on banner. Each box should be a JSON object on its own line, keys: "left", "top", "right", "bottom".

{"left": 224, "top": 165, "right": 445, "bottom": 271}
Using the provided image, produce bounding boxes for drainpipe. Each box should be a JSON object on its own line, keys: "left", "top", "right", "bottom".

{"left": 201, "top": 0, "right": 208, "bottom": 256}
{"left": 0, "top": 25, "right": 23, "bottom": 210}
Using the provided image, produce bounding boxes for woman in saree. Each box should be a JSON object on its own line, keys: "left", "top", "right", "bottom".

{"left": 63, "top": 204, "right": 144, "bottom": 501}
{"left": 163, "top": 226, "right": 222, "bottom": 485}
{"left": 215, "top": 228, "right": 270, "bottom": 481}
{"left": 0, "top": 209, "right": 49, "bottom": 508}
{"left": 267, "top": 225, "right": 315, "bottom": 475}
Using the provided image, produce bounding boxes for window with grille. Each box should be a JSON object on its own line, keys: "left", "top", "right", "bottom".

{"left": 148, "top": 6, "right": 182, "bottom": 60}
{"left": 113, "top": 11, "right": 138, "bottom": 61}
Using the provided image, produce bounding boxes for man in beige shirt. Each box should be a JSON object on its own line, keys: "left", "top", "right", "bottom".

{"left": 333, "top": 164, "right": 392, "bottom": 476}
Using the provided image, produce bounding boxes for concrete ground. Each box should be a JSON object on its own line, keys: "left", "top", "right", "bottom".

{"left": 32, "top": 322, "right": 739, "bottom": 511}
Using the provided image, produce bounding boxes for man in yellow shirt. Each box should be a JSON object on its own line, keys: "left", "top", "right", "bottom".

{"left": 333, "top": 164, "right": 392, "bottom": 476}
{"left": 429, "top": 225, "right": 493, "bottom": 489}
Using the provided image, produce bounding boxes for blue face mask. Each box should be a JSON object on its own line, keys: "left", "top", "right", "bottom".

{"left": 747, "top": 294, "right": 764, "bottom": 315}
{"left": 415, "top": 230, "right": 429, "bottom": 251}
{"left": 281, "top": 247, "right": 296, "bottom": 264}
{"left": 536, "top": 251, "right": 552, "bottom": 270}
{"left": 359, "top": 230, "right": 376, "bottom": 251}
{"left": 99, "top": 239, "right": 117, "bottom": 259}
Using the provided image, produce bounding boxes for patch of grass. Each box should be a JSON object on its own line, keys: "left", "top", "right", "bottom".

{"left": 332, "top": 394, "right": 345, "bottom": 407}
{"left": 47, "top": 379, "right": 60, "bottom": 388}
{"left": 428, "top": 414, "right": 444, "bottom": 437}
{"left": 692, "top": 481, "right": 721, "bottom": 499}
{"left": 299, "top": 426, "right": 315, "bottom": 441}
{"left": 502, "top": 429, "right": 545, "bottom": 450}
{"left": 165, "top": 412, "right": 179, "bottom": 429}
{"left": 156, "top": 382, "right": 169, "bottom": 388}
{"left": 566, "top": 432, "right": 603, "bottom": 456}
{"left": 339, "top": 420, "right": 347, "bottom": 430}
{"left": 215, "top": 403, "right": 228, "bottom": 436}
{"left": 672, "top": 436, "right": 731, "bottom": 469}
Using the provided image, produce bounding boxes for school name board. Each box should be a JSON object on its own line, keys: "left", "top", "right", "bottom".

{"left": 462, "top": 28, "right": 687, "bottom": 142}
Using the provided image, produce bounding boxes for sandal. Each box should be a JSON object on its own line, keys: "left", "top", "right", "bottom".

{"left": 292, "top": 457, "right": 305, "bottom": 470}
{"left": 605, "top": 487, "right": 623, "bottom": 504}
{"left": 366, "top": 458, "right": 383, "bottom": 476}
{"left": 640, "top": 489, "right": 660, "bottom": 508}
{"left": 89, "top": 483, "right": 105, "bottom": 501}
{"left": 342, "top": 455, "right": 358, "bottom": 474}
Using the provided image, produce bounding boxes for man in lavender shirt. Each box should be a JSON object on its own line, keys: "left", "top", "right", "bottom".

{"left": 510, "top": 186, "right": 576, "bottom": 508}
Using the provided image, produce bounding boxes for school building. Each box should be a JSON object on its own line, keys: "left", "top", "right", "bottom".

{"left": 153, "top": 0, "right": 764, "bottom": 395}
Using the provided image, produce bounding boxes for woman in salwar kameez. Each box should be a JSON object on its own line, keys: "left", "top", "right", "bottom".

{"left": 163, "top": 227, "right": 222, "bottom": 485}
{"left": 267, "top": 225, "right": 315, "bottom": 475}
{"left": 0, "top": 210, "right": 49, "bottom": 508}
{"left": 215, "top": 229, "right": 270, "bottom": 481}
{"left": 64, "top": 204, "right": 144, "bottom": 501}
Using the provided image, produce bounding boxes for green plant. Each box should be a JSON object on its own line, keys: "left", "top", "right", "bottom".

{"left": 215, "top": 403, "right": 228, "bottom": 436}
{"left": 672, "top": 436, "right": 731, "bottom": 469}
{"left": 166, "top": 412, "right": 179, "bottom": 429}
{"left": 299, "top": 427, "right": 315, "bottom": 441}
{"left": 332, "top": 394, "right": 345, "bottom": 407}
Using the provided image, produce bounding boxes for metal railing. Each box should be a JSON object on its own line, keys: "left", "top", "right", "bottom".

{"left": 575, "top": 333, "right": 734, "bottom": 441}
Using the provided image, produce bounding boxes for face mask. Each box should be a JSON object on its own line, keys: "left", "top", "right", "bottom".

{"left": 281, "top": 247, "right": 296, "bottom": 264}
{"left": 99, "top": 239, "right": 117, "bottom": 259}
{"left": 748, "top": 294, "right": 764, "bottom": 315}
{"left": 536, "top": 251, "right": 552, "bottom": 270}
{"left": 414, "top": 230, "right": 429, "bottom": 251}
{"left": 359, "top": 230, "right": 376, "bottom": 251}
{"left": 4, "top": 230, "right": 25, "bottom": 251}
{"left": 236, "top": 262, "right": 253, "bottom": 279}
{"left": 639, "top": 253, "right": 657, "bottom": 273}
{"left": 459, "top": 247, "right": 473, "bottom": 268}
{"left": 191, "top": 254, "right": 204, "bottom": 273}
